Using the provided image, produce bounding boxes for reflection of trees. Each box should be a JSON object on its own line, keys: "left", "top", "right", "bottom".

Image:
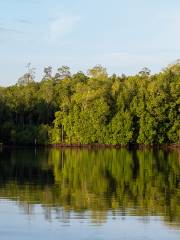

{"left": 0, "top": 149, "right": 54, "bottom": 185}
{"left": 0, "top": 148, "right": 179, "bottom": 226}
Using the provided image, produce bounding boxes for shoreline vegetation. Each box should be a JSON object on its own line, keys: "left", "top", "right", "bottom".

{"left": 3, "top": 143, "right": 180, "bottom": 150}
{"left": 0, "top": 62, "right": 180, "bottom": 146}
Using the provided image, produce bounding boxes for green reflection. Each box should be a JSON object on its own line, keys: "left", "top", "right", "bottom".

{"left": 0, "top": 148, "right": 180, "bottom": 226}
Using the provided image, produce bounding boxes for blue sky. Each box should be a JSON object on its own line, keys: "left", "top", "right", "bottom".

{"left": 0, "top": 0, "right": 180, "bottom": 86}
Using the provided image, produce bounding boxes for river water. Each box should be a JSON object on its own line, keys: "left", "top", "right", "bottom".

{"left": 0, "top": 148, "right": 179, "bottom": 239}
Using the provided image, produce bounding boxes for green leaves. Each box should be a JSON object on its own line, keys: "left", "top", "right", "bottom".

{"left": 0, "top": 62, "right": 179, "bottom": 145}
{"left": 110, "top": 111, "right": 133, "bottom": 144}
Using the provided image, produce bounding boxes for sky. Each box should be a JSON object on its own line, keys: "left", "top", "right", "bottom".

{"left": 0, "top": 0, "right": 180, "bottom": 86}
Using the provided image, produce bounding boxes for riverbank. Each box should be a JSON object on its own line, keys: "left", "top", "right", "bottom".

{"left": 3, "top": 143, "right": 180, "bottom": 150}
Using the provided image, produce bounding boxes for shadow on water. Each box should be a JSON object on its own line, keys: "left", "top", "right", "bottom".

{"left": 0, "top": 147, "right": 180, "bottom": 227}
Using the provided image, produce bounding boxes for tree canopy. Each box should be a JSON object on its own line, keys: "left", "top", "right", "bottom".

{"left": 0, "top": 63, "right": 179, "bottom": 145}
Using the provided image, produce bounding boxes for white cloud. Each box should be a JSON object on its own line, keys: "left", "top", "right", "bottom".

{"left": 49, "top": 15, "right": 80, "bottom": 41}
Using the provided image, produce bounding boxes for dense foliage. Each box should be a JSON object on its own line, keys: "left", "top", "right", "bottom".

{"left": 0, "top": 62, "right": 179, "bottom": 145}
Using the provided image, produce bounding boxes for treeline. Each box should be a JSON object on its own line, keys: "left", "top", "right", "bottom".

{"left": 0, "top": 62, "right": 179, "bottom": 145}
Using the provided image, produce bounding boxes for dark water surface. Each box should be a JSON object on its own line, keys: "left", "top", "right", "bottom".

{"left": 0, "top": 148, "right": 180, "bottom": 239}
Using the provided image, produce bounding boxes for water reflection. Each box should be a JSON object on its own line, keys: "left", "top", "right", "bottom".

{"left": 0, "top": 148, "right": 180, "bottom": 228}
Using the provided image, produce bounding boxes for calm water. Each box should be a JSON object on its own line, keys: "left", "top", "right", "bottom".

{"left": 0, "top": 148, "right": 180, "bottom": 240}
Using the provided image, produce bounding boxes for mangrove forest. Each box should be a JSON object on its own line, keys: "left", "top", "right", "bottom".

{"left": 0, "top": 62, "right": 179, "bottom": 146}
